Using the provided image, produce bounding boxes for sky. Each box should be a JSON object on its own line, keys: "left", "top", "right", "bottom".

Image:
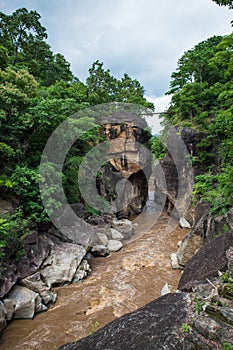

{"left": 0, "top": 0, "right": 232, "bottom": 133}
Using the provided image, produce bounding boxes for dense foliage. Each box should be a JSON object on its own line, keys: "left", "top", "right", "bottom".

{"left": 0, "top": 8, "right": 153, "bottom": 261}
{"left": 164, "top": 32, "right": 233, "bottom": 214}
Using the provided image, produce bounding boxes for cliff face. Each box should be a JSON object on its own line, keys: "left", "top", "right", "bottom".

{"left": 154, "top": 127, "right": 213, "bottom": 221}
{"left": 98, "top": 115, "right": 151, "bottom": 218}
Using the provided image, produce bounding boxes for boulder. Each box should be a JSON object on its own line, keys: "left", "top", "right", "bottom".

{"left": 16, "top": 236, "right": 52, "bottom": 280}
{"left": 91, "top": 245, "right": 109, "bottom": 257}
{"left": 6, "top": 285, "right": 38, "bottom": 319}
{"left": 49, "top": 211, "right": 98, "bottom": 249}
{"left": 58, "top": 292, "right": 191, "bottom": 350}
{"left": 170, "top": 253, "right": 181, "bottom": 270}
{"left": 176, "top": 231, "right": 203, "bottom": 267}
{"left": 96, "top": 232, "right": 109, "bottom": 246}
{"left": 112, "top": 219, "right": 134, "bottom": 240}
{"left": 178, "top": 231, "right": 233, "bottom": 291}
{"left": 179, "top": 217, "right": 191, "bottom": 229}
{"left": 20, "top": 272, "right": 56, "bottom": 306}
{"left": 110, "top": 228, "right": 124, "bottom": 240}
{"left": 0, "top": 264, "right": 19, "bottom": 299}
{"left": 0, "top": 301, "right": 6, "bottom": 333}
{"left": 41, "top": 239, "right": 86, "bottom": 286}
{"left": 107, "top": 240, "right": 123, "bottom": 252}
{"left": 3, "top": 298, "right": 15, "bottom": 321}
{"left": 72, "top": 260, "right": 91, "bottom": 283}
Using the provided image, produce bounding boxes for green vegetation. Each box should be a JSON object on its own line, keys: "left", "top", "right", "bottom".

{"left": 89, "top": 321, "right": 100, "bottom": 335}
{"left": 223, "top": 344, "right": 233, "bottom": 350}
{"left": 182, "top": 323, "right": 190, "bottom": 333}
{"left": 163, "top": 32, "right": 233, "bottom": 215}
{"left": 0, "top": 8, "right": 153, "bottom": 263}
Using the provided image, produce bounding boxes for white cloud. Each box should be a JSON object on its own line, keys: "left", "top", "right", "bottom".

{"left": 1, "top": 0, "right": 232, "bottom": 97}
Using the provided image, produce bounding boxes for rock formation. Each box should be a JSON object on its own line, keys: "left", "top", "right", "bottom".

{"left": 98, "top": 111, "right": 152, "bottom": 218}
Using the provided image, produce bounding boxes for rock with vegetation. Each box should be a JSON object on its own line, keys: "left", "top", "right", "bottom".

{"left": 179, "top": 230, "right": 233, "bottom": 292}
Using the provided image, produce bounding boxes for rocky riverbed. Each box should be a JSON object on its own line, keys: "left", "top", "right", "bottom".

{"left": 0, "top": 214, "right": 188, "bottom": 350}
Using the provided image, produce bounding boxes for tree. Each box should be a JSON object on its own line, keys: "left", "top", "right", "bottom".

{"left": 0, "top": 8, "right": 47, "bottom": 65}
{"left": 0, "top": 8, "right": 73, "bottom": 85}
{"left": 164, "top": 33, "right": 233, "bottom": 214}
{"left": 212, "top": 0, "right": 233, "bottom": 9}
{"left": 86, "top": 60, "right": 118, "bottom": 104}
{"left": 87, "top": 60, "right": 154, "bottom": 109}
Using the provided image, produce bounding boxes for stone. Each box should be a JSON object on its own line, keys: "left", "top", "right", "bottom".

{"left": 0, "top": 264, "right": 19, "bottom": 299}
{"left": 20, "top": 272, "right": 56, "bottom": 306}
{"left": 96, "top": 232, "right": 109, "bottom": 246}
{"left": 6, "top": 285, "right": 38, "bottom": 319}
{"left": 3, "top": 299, "right": 15, "bottom": 321}
{"left": 41, "top": 239, "right": 86, "bottom": 286}
{"left": 110, "top": 228, "right": 124, "bottom": 241}
{"left": 35, "top": 295, "right": 47, "bottom": 314}
{"left": 170, "top": 253, "right": 181, "bottom": 269}
{"left": 0, "top": 301, "right": 6, "bottom": 333}
{"left": 161, "top": 283, "right": 171, "bottom": 296}
{"left": 195, "top": 316, "right": 221, "bottom": 341}
{"left": 112, "top": 219, "right": 134, "bottom": 240}
{"left": 16, "top": 236, "right": 52, "bottom": 280}
{"left": 179, "top": 217, "right": 191, "bottom": 229}
{"left": 72, "top": 260, "right": 91, "bottom": 283}
{"left": 107, "top": 240, "right": 123, "bottom": 252}
{"left": 91, "top": 245, "right": 109, "bottom": 257}
{"left": 49, "top": 212, "right": 98, "bottom": 249}
{"left": 58, "top": 292, "right": 191, "bottom": 350}
{"left": 176, "top": 231, "right": 203, "bottom": 267}
{"left": 178, "top": 231, "right": 233, "bottom": 291}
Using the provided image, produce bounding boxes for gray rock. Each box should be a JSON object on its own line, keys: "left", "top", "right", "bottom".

{"left": 110, "top": 228, "right": 124, "bottom": 241}
{"left": 0, "top": 265, "right": 19, "bottom": 299}
{"left": 112, "top": 219, "right": 134, "bottom": 240}
{"left": 49, "top": 213, "right": 97, "bottom": 249}
{"left": 96, "top": 232, "right": 109, "bottom": 246}
{"left": 161, "top": 283, "right": 171, "bottom": 296}
{"left": 35, "top": 295, "right": 47, "bottom": 313}
{"left": 195, "top": 316, "right": 221, "bottom": 341}
{"left": 3, "top": 299, "right": 15, "bottom": 321}
{"left": 0, "top": 301, "right": 6, "bottom": 333}
{"left": 91, "top": 245, "right": 109, "bottom": 257}
{"left": 72, "top": 260, "right": 91, "bottom": 283}
{"left": 170, "top": 253, "right": 181, "bottom": 269}
{"left": 176, "top": 231, "right": 203, "bottom": 267}
{"left": 6, "top": 285, "right": 38, "bottom": 319}
{"left": 20, "top": 272, "right": 56, "bottom": 305}
{"left": 179, "top": 231, "right": 233, "bottom": 291}
{"left": 16, "top": 236, "right": 52, "bottom": 280}
{"left": 107, "top": 240, "right": 123, "bottom": 252}
{"left": 179, "top": 217, "right": 191, "bottom": 229}
{"left": 41, "top": 241, "right": 86, "bottom": 286}
{"left": 58, "top": 292, "right": 191, "bottom": 350}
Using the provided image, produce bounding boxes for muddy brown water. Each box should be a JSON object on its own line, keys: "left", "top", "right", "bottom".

{"left": 0, "top": 197, "right": 188, "bottom": 350}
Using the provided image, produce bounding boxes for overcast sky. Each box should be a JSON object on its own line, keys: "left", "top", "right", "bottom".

{"left": 0, "top": 0, "right": 232, "bottom": 132}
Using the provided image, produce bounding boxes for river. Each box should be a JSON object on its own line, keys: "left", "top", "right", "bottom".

{"left": 0, "top": 193, "right": 188, "bottom": 350}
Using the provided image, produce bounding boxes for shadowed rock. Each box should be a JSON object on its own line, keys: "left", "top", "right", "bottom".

{"left": 179, "top": 230, "right": 233, "bottom": 291}
{"left": 58, "top": 292, "right": 190, "bottom": 350}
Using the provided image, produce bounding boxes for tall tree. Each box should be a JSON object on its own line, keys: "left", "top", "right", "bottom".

{"left": 0, "top": 8, "right": 73, "bottom": 85}
{"left": 212, "top": 0, "right": 233, "bottom": 9}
